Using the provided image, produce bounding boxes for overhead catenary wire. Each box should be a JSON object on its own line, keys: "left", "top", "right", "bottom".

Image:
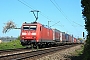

{"left": 18, "top": 0, "right": 59, "bottom": 24}
{"left": 49, "top": 0, "right": 71, "bottom": 23}
{"left": 50, "top": 0, "right": 83, "bottom": 27}
{"left": 51, "top": 21, "right": 71, "bottom": 33}
{"left": 18, "top": 0, "right": 34, "bottom": 9}
{"left": 50, "top": 21, "right": 60, "bottom": 27}
{"left": 17, "top": 0, "right": 57, "bottom": 23}
{"left": 55, "top": 0, "right": 83, "bottom": 27}
{"left": 18, "top": 0, "right": 70, "bottom": 28}
{"left": 18, "top": 0, "right": 52, "bottom": 21}
{"left": 17, "top": 0, "right": 72, "bottom": 33}
{"left": 18, "top": 0, "right": 82, "bottom": 37}
{"left": 50, "top": 0, "right": 84, "bottom": 37}
{"left": 53, "top": 0, "right": 86, "bottom": 36}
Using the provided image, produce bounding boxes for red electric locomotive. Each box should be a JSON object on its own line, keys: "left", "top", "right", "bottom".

{"left": 20, "top": 22, "right": 54, "bottom": 46}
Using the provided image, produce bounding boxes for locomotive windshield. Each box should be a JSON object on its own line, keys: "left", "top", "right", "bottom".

{"left": 23, "top": 26, "right": 29, "bottom": 30}
{"left": 23, "top": 25, "right": 37, "bottom": 30}
{"left": 30, "top": 26, "right": 37, "bottom": 30}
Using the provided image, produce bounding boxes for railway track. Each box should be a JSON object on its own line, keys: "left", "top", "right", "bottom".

{"left": 0, "top": 44, "right": 79, "bottom": 60}
{"left": 0, "top": 48, "right": 33, "bottom": 56}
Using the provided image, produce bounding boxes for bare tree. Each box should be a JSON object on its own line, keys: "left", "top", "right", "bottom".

{"left": 2, "top": 21, "right": 16, "bottom": 33}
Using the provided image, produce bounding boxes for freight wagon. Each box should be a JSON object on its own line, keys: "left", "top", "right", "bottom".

{"left": 52, "top": 29, "right": 60, "bottom": 42}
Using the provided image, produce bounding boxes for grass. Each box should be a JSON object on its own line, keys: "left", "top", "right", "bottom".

{"left": 0, "top": 40, "right": 25, "bottom": 50}
{"left": 69, "top": 45, "right": 84, "bottom": 60}
{"left": 76, "top": 45, "right": 84, "bottom": 55}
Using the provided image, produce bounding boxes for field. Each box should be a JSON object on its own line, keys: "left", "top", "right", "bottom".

{"left": 0, "top": 40, "right": 25, "bottom": 50}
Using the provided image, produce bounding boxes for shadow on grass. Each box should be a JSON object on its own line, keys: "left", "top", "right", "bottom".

{"left": 69, "top": 54, "right": 84, "bottom": 60}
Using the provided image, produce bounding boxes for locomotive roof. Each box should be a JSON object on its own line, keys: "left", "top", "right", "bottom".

{"left": 22, "top": 22, "right": 52, "bottom": 29}
{"left": 22, "top": 22, "right": 41, "bottom": 25}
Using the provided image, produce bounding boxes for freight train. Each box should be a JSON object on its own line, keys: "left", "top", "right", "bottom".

{"left": 20, "top": 22, "right": 80, "bottom": 47}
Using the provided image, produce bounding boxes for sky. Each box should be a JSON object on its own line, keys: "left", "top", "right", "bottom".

{"left": 0, "top": 0, "right": 87, "bottom": 38}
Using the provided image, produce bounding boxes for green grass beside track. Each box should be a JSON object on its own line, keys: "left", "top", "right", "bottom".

{"left": 70, "top": 45, "right": 84, "bottom": 60}
{"left": 0, "top": 40, "right": 25, "bottom": 50}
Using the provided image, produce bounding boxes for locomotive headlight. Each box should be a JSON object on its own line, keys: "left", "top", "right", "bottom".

{"left": 31, "top": 33, "right": 36, "bottom": 35}
{"left": 22, "top": 37, "right": 24, "bottom": 38}
{"left": 22, "top": 32, "right": 26, "bottom": 35}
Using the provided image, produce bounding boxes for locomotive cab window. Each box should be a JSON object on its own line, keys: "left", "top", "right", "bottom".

{"left": 30, "top": 26, "right": 37, "bottom": 30}
{"left": 23, "top": 26, "right": 29, "bottom": 30}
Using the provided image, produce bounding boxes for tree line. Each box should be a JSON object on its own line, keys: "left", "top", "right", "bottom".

{"left": 81, "top": 0, "right": 90, "bottom": 60}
